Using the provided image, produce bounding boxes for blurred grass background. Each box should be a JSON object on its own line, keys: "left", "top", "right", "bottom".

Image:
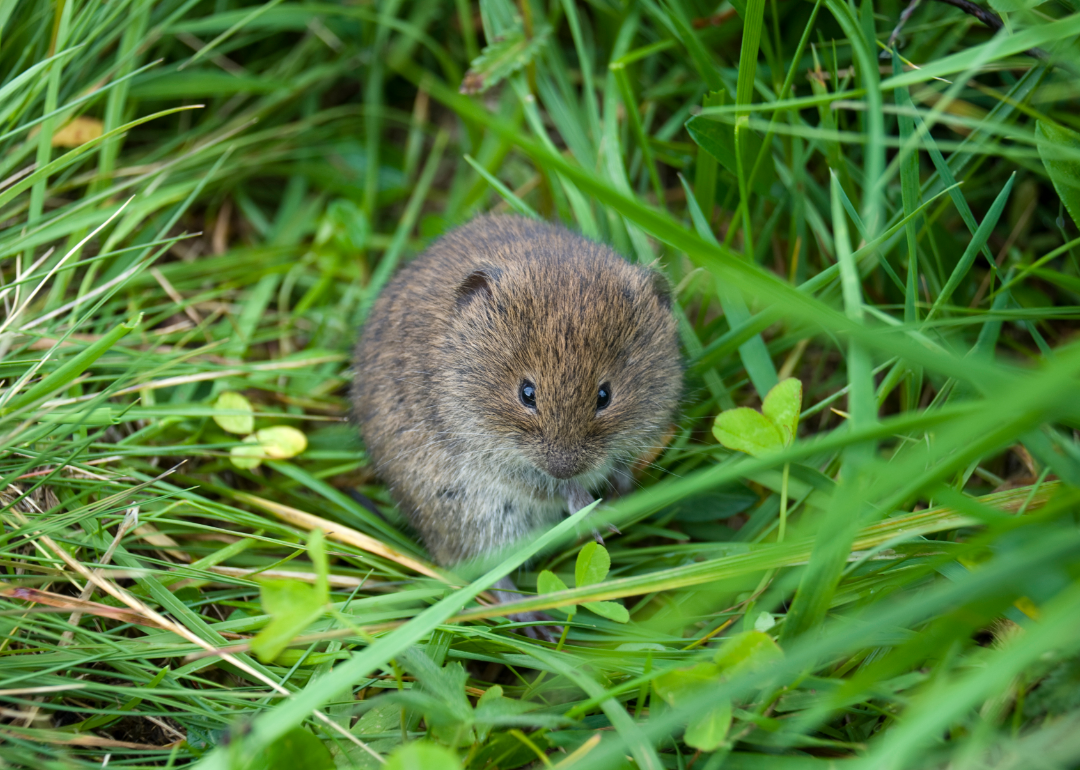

{"left": 2, "top": 0, "right": 1080, "bottom": 767}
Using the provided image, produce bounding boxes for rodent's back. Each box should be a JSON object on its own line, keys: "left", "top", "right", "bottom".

{"left": 352, "top": 215, "right": 681, "bottom": 565}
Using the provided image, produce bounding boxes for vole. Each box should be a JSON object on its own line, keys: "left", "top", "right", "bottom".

{"left": 351, "top": 215, "right": 681, "bottom": 625}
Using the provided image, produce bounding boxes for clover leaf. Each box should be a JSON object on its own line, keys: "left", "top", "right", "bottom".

{"left": 213, "top": 391, "right": 255, "bottom": 435}
{"left": 713, "top": 378, "right": 803, "bottom": 457}
{"left": 250, "top": 529, "right": 329, "bottom": 662}
{"left": 536, "top": 541, "right": 628, "bottom": 624}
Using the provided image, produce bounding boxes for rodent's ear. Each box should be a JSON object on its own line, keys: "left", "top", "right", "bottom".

{"left": 647, "top": 268, "right": 673, "bottom": 310}
{"left": 455, "top": 267, "right": 501, "bottom": 309}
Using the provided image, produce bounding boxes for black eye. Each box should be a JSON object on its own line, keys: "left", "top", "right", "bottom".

{"left": 597, "top": 382, "right": 611, "bottom": 410}
{"left": 520, "top": 380, "right": 537, "bottom": 409}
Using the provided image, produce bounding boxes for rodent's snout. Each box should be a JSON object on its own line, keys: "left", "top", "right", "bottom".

{"left": 542, "top": 447, "right": 592, "bottom": 480}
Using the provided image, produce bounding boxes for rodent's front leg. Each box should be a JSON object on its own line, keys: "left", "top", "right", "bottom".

{"left": 565, "top": 481, "right": 621, "bottom": 545}
{"left": 491, "top": 576, "right": 560, "bottom": 641}
{"left": 565, "top": 481, "right": 595, "bottom": 514}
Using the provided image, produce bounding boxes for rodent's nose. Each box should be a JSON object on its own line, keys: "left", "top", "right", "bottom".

{"left": 545, "top": 450, "right": 588, "bottom": 480}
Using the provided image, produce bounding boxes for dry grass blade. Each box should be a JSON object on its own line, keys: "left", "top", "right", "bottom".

{"left": 0, "top": 728, "right": 180, "bottom": 750}
{"left": 1, "top": 584, "right": 172, "bottom": 631}
{"left": 233, "top": 491, "right": 446, "bottom": 581}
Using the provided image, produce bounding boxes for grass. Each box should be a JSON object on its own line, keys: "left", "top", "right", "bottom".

{"left": 1, "top": 0, "right": 1080, "bottom": 767}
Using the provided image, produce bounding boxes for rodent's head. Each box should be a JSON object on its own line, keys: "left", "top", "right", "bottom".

{"left": 436, "top": 235, "right": 682, "bottom": 490}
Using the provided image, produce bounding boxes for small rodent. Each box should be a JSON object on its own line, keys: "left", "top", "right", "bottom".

{"left": 352, "top": 214, "right": 682, "bottom": 570}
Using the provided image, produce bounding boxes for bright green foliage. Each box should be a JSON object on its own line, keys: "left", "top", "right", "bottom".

{"left": 251, "top": 530, "right": 329, "bottom": 662}
{"left": 384, "top": 742, "right": 461, "bottom": 770}
{"left": 687, "top": 105, "right": 775, "bottom": 195}
{"left": 989, "top": 0, "right": 1046, "bottom": 11}
{"left": 461, "top": 25, "right": 552, "bottom": 95}
{"left": 574, "top": 540, "right": 610, "bottom": 588}
{"left": 1037, "top": 120, "right": 1080, "bottom": 231}
{"left": 536, "top": 568, "right": 569, "bottom": 597}
{"left": 714, "top": 377, "right": 803, "bottom": 456}
{"left": 654, "top": 662, "right": 733, "bottom": 751}
{"left": 231, "top": 435, "right": 269, "bottom": 469}
{"left": 213, "top": 391, "right": 255, "bottom": 435}
{"left": 2, "top": 0, "right": 1080, "bottom": 768}
{"left": 315, "top": 199, "right": 371, "bottom": 259}
{"left": 229, "top": 426, "right": 307, "bottom": 469}
{"left": 538, "top": 541, "right": 629, "bottom": 623}
{"left": 375, "top": 650, "right": 566, "bottom": 750}
{"left": 761, "top": 379, "right": 802, "bottom": 445}
{"left": 712, "top": 630, "right": 784, "bottom": 675}
{"left": 0, "top": 316, "right": 139, "bottom": 416}
{"left": 653, "top": 632, "right": 782, "bottom": 750}
{"left": 253, "top": 426, "right": 308, "bottom": 459}
{"left": 714, "top": 408, "right": 787, "bottom": 456}
{"left": 251, "top": 728, "right": 335, "bottom": 770}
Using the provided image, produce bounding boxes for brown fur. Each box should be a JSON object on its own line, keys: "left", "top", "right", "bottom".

{"left": 352, "top": 215, "right": 682, "bottom": 566}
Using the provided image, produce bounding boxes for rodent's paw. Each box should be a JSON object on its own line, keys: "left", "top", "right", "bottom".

{"left": 491, "top": 577, "right": 561, "bottom": 641}
{"left": 566, "top": 481, "right": 596, "bottom": 514}
{"left": 590, "top": 522, "right": 622, "bottom": 545}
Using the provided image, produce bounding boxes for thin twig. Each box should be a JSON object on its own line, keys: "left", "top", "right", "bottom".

{"left": 883, "top": 0, "right": 1048, "bottom": 60}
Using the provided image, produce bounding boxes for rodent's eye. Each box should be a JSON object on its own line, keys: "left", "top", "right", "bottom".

{"left": 597, "top": 382, "right": 612, "bottom": 411}
{"left": 519, "top": 380, "right": 537, "bottom": 410}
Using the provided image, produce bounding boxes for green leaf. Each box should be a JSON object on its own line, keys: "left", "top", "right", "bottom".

{"left": 460, "top": 24, "right": 551, "bottom": 95}
{"left": 308, "top": 529, "right": 329, "bottom": 605}
{"left": 575, "top": 541, "right": 610, "bottom": 588}
{"left": 713, "top": 407, "right": 785, "bottom": 457}
{"left": 0, "top": 107, "right": 199, "bottom": 212}
{"left": 254, "top": 426, "right": 308, "bottom": 459}
{"left": 761, "top": 378, "right": 803, "bottom": 446}
{"left": 476, "top": 684, "right": 504, "bottom": 709}
{"left": 400, "top": 653, "right": 473, "bottom": 736}
{"left": 352, "top": 703, "right": 404, "bottom": 737}
{"left": 230, "top": 436, "right": 265, "bottom": 470}
{"left": 754, "top": 611, "right": 777, "bottom": 632}
{"left": 668, "top": 486, "right": 759, "bottom": 522}
{"left": 584, "top": 600, "right": 630, "bottom": 623}
{"left": 250, "top": 579, "right": 324, "bottom": 662}
{"left": 654, "top": 1, "right": 726, "bottom": 92}
{"left": 315, "top": 198, "right": 370, "bottom": 253}
{"left": 679, "top": 171, "right": 779, "bottom": 398}
{"left": 258, "top": 727, "right": 334, "bottom": 770}
{"left": 1036, "top": 120, "right": 1080, "bottom": 231}
{"left": 653, "top": 661, "right": 720, "bottom": 706}
{"left": 538, "top": 569, "right": 573, "bottom": 615}
{"left": 686, "top": 112, "right": 774, "bottom": 195}
{"left": 651, "top": 632, "right": 778, "bottom": 754}
{"left": 537, "top": 569, "right": 569, "bottom": 595}
{"left": 735, "top": 0, "right": 767, "bottom": 110}
{"left": 213, "top": 391, "right": 255, "bottom": 435}
{"left": 384, "top": 741, "right": 462, "bottom": 770}
{"left": 468, "top": 731, "right": 548, "bottom": 770}
{"left": 685, "top": 699, "right": 732, "bottom": 751}
{"left": 473, "top": 684, "right": 556, "bottom": 738}
{"left": 713, "top": 631, "right": 784, "bottom": 675}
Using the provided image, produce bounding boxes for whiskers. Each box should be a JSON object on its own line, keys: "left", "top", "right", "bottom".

{"left": 370, "top": 428, "right": 510, "bottom": 471}
{"left": 363, "top": 424, "right": 682, "bottom": 530}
